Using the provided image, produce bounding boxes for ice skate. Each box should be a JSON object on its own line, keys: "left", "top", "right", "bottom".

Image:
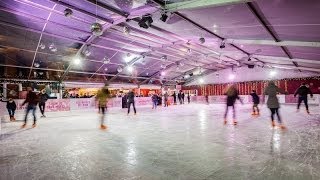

{"left": 32, "top": 123, "right": 37, "bottom": 128}
{"left": 100, "top": 124, "right": 107, "bottom": 130}
{"left": 21, "top": 123, "right": 26, "bottom": 128}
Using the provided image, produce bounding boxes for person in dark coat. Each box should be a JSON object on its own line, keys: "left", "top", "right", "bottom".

{"left": 181, "top": 92, "right": 185, "bottom": 104}
{"left": 178, "top": 91, "right": 182, "bottom": 104}
{"left": 22, "top": 87, "right": 39, "bottom": 128}
{"left": 294, "top": 83, "right": 313, "bottom": 114}
{"left": 224, "top": 85, "right": 243, "bottom": 125}
{"left": 264, "top": 81, "right": 287, "bottom": 129}
{"left": 173, "top": 92, "right": 177, "bottom": 105}
{"left": 5, "top": 98, "right": 17, "bottom": 121}
{"left": 39, "top": 89, "right": 49, "bottom": 118}
{"left": 250, "top": 90, "right": 260, "bottom": 115}
{"left": 151, "top": 93, "right": 158, "bottom": 109}
{"left": 187, "top": 93, "right": 190, "bottom": 104}
{"left": 127, "top": 90, "right": 136, "bottom": 115}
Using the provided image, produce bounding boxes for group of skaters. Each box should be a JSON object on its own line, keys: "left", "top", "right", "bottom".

{"left": 2, "top": 87, "right": 49, "bottom": 128}
{"left": 151, "top": 91, "right": 191, "bottom": 109}
{"left": 224, "top": 82, "right": 313, "bottom": 130}
{"left": 2, "top": 82, "right": 314, "bottom": 130}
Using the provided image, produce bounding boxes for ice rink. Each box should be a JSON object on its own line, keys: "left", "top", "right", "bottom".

{"left": 1, "top": 104, "right": 320, "bottom": 180}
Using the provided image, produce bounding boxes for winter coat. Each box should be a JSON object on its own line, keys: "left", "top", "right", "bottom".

{"left": 226, "top": 87, "right": 240, "bottom": 106}
{"left": 127, "top": 92, "right": 135, "bottom": 103}
{"left": 96, "top": 89, "right": 110, "bottom": 107}
{"left": 250, "top": 93, "right": 260, "bottom": 104}
{"left": 39, "top": 93, "right": 49, "bottom": 103}
{"left": 294, "top": 85, "right": 313, "bottom": 98}
{"left": 151, "top": 95, "right": 158, "bottom": 102}
{"left": 23, "top": 91, "right": 39, "bottom": 106}
{"left": 6, "top": 101, "right": 16, "bottom": 110}
{"left": 264, "top": 82, "right": 286, "bottom": 109}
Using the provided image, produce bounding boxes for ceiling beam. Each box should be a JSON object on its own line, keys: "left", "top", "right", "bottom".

{"left": 246, "top": 2, "right": 300, "bottom": 71}
{"left": 253, "top": 55, "right": 320, "bottom": 65}
{"left": 165, "top": 0, "right": 254, "bottom": 12}
{"left": 227, "top": 39, "right": 320, "bottom": 48}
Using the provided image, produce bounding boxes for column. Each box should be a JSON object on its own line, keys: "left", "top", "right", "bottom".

{"left": 3, "top": 83, "right": 7, "bottom": 99}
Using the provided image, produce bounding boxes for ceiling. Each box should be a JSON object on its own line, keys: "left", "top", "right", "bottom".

{"left": 0, "top": 0, "right": 319, "bottom": 85}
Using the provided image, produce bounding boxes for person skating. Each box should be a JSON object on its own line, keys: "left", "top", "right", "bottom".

{"left": 187, "top": 93, "right": 190, "bottom": 104}
{"left": 294, "top": 83, "right": 313, "bottom": 114}
{"left": 127, "top": 89, "right": 136, "bottom": 115}
{"left": 224, "top": 84, "right": 243, "bottom": 125}
{"left": 181, "top": 92, "right": 185, "bottom": 104}
{"left": 264, "top": 81, "right": 287, "bottom": 129}
{"left": 205, "top": 94, "right": 209, "bottom": 105}
{"left": 22, "top": 87, "right": 39, "bottom": 128}
{"left": 173, "top": 92, "right": 177, "bottom": 105}
{"left": 96, "top": 86, "right": 110, "bottom": 129}
{"left": 39, "top": 89, "right": 49, "bottom": 118}
{"left": 5, "top": 98, "right": 17, "bottom": 121}
{"left": 163, "top": 92, "right": 169, "bottom": 107}
{"left": 178, "top": 91, "right": 182, "bottom": 104}
{"left": 151, "top": 93, "right": 158, "bottom": 109}
{"left": 250, "top": 90, "right": 260, "bottom": 116}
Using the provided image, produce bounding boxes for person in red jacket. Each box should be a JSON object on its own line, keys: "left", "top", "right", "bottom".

{"left": 22, "top": 87, "right": 39, "bottom": 128}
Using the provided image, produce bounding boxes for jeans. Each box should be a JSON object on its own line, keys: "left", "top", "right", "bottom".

{"left": 127, "top": 101, "right": 136, "bottom": 114}
{"left": 224, "top": 105, "right": 235, "bottom": 119}
{"left": 7, "top": 109, "right": 15, "bottom": 118}
{"left": 270, "top": 108, "right": 281, "bottom": 123}
{"left": 297, "top": 96, "right": 309, "bottom": 111}
{"left": 99, "top": 106, "right": 106, "bottom": 125}
{"left": 152, "top": 101, "right": 157, "bottom": 109}
{"left": 24, "top": 104, "right": 37, "bottom": 124}
{"left": 39, "top": 102, "right": 46, "bottom": 115}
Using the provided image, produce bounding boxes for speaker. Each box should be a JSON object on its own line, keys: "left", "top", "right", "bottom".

{"left": 248, "top": 64, "right": 255, "bottom": 69}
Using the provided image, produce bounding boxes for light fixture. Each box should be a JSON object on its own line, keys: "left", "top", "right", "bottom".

{"left": 146, "top": 72, "right": 149, "bottom": 76}
{"left": 199, "top": 37, "right": 205, "bottom": 44}
{"left": 138, "top": 14, "right": 153, "bottom": 29}
{"left": 187, "top": 48, "right": 191, "bottom": 54}
{"left": 73, "top": 57, "right": 81, "bottom": 65}
{"left": 123, "top": 26, "right": 130, "bottom": 35}
{"left": 127, "top": 66, "right": 134, "bottom": 72}
{"left": 91, "top": 22, "right": 103, "bottom": 36}
{"left": 161, "top": 55, "right": 167, "bottom": 61}
{"left": 184, "top": 74, "right": 190, "bottom": 79}
{"left": 179, "top": 62, "right": 184, "bottom": 67}
{"left": 104, "top": 67, "right": 108, "bottom": 72}
{"left": 39, "top": 43, "right": 45, "bottom": 50}
{"left": 220, "top": 40, "right": 226, "bottom": 49}
{"left": 49, "top": 43, "right": 57, "bottom": 52}
{"left": 64, "top": 8, "right": 73, "bottom": 17}
{"left": 83, "top": 49, "right": 91, "bottom": 57}
{"left": 103, "top": 56, "right": 110, "bottom": 64}
{"left": 161, "top": 63, "right": 166, "bottom": 69}
{"left": 160, "top": 12, "right": 168, "bottom": 22}
{"left": 117, "top": 66, "right": 123, "bottom": 73}
{"left": 34, "top": 62, "right": 40, "bottom": 68}
{"left": 199, "top": 78, "right": 204, "bottom": 84}
{"left": 270, "top": 70, "right": 277, "bottom": 77}
{"left": 161, "top": 71, "right": 166, "bottom": 76}
{"left": 127, "top": 53, "right": 131, "bottom": 57}
{"left": 229, "top": 74, "right": 235, "bottom": 80}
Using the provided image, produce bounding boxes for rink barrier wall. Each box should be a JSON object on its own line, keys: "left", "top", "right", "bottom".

{"left": 0, "top": 95, "right": 318, "bottom": 117}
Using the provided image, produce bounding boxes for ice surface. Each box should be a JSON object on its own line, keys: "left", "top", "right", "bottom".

{"left": 1, "top": 104, "right": 320, "bottom": 180}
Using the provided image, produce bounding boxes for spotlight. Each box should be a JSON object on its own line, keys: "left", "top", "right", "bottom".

{"left": 127, "top": 66, "right": 134, "bottom": 72}
{"left": 199, "top": 78, "right": 204, "bottom": 84}
{"left": 39, "top": 43, "right": 45, "bottom": 50}
{"left": 161, "top": 63, "right": 166, "bottom": 69}
{"left": 123, "top": 26, "right": 130, "bottom": 35}
{"left": 104, "top": 67, "right": 108, "bottom": 72}
{"left": 90, "top": 22, "right": 103, "bottom": 36}
{"left": 229, "top": 74, "right": 235, "bottom": 80}
{"left": 64, "top": 8, "right": 73, "bottom": 17}
{"left": 49, "top": 43, "right": 57, "bottom": 52}
{"left": 103, "top": 56, "right": 110, "bottom": 64}
{"left": 146, "top": 72, "right": 149, "bottom": 76}
{"left": 73, "top": 57, "right": 81, "bottom": 65}
{"left": 160, "top": 12, "right": 168, "bottom": 22}
{"left": 187, "top": 48, "right": 191, "bottom": 54}
{"left": 117, "top": 66, "right": 123, "bottom": 73}
{"left": 184, "top": 74, "right": 190, "bottom": 79}
{"left": 199, "top": 37, "right": 205, "bottom": 44}
{"left": 83, "top": 49, "right": 91, "bottom": 57}
{"left": 270, "top": 70, "right": 277, "bottom": 77}
{"left": 34, "top": 62, "right": 40, "bottom": 68}
{"left": 189, "top": 73, "right": 193, "bottom": 77}
{"left": 161, "top": 55, "right": 167, "bottom": 61}
{"left": 161, "top": 71, "right": 166, "bottom": 76}
{"left": 220, "top": 40, "right": 226, "bottom": 49}
{"left": 138, "top": 15, "right": 153, "bottom": 29}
